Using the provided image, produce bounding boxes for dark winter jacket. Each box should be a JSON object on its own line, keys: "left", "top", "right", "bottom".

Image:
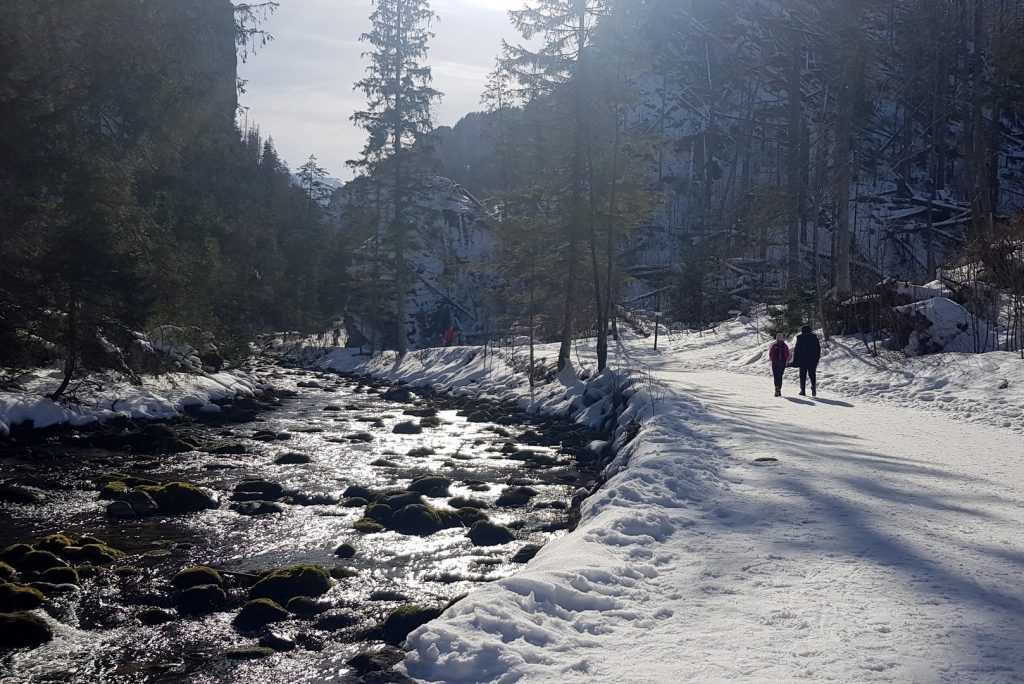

{"left": 792, "top": 327, "right": 821, "bottom": 369}
{"left": 769, "top": 341, "right": 791, "bottom": 367}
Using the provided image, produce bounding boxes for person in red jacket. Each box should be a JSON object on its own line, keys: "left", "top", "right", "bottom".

{"left": 768, "top": 333, "right": 792, "bottom": 397}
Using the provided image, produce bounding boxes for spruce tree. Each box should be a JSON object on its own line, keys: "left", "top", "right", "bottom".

{"left": 502, "top": 0, "right": 607, "bottom": 371}
{"left": 351, "top": 0, "right": 441, "bottom": 354}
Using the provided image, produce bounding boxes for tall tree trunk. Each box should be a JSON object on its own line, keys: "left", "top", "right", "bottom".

{"left": 557, "top": 0, "right": 588, "bottom": 372}
{"left": 786, "top": 23, "right": 804, "bottom": 293}
{"left": 835, "top": 84, "right": 853, "bottom": 301}
{"left": 393, "top": 0, "right": 407, "bottom": 355}
{"left": 50, "top": 292, "right": 77, "bottom": 401}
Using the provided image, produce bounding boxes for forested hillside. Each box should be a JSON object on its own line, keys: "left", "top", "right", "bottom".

{"left": 0, "top": 1, "right": 343, "bottom": 395}
{"left": 429, "top": 0, "right": 1024, "bottom": 345}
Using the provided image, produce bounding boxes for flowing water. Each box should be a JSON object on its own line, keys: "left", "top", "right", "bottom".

{"left": 0, "top": 366, "right": 599, "bottom": 683}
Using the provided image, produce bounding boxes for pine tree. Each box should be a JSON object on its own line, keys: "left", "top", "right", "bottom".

{"left": 502, "top": 0, "right": 607, "bottom": 371}
{"left": 351, "top": 0, "right": 442, "bottom": 354}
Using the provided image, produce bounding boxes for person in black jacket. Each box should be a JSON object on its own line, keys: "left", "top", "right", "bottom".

{"left": 791, "top": 325, "right": 821, "bottom": 397}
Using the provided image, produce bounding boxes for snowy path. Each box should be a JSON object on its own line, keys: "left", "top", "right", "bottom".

{"left": 403, "top": 345, "right": 1024, "bottom": 682}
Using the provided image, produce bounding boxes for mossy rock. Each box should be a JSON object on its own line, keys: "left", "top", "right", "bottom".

{"left": 176, "top": 583, "right": 227, "bottom": 616}
{"left": 353, "top": 518, "right": 386, "bottom": 534}
{"left": 233, "top": 598, "right": 289, "bottom": 632}
{"left": 465, "top": 411, "right": 490, "bottom": 423}
{"left": 70, "top": 544, "right": 124, "bottom": 565}
{"left": 388, "top": 504, "right": 442, "bottom": 536}
{"left": 17, "top": 550, "right": 68, "bottom": 573}
{"left": 28, "top": 581, "right": 77, "bottom": 597}
{"left": 96, "top": 473, "right": 158, "bottom": 489}
{"left": 392, "top": 421, "right": 423, "bottom": 435}
{"left": 0, "top": 612, "right": 52, "bottom": 648}
{"left": 342, "top": 497, "right": 369, "bottom": 508}
{"left": 0, "top": 544, "right": 34, "bottom": 565}
{"left": 171, "top": 566, "right": 223, "bottom": 590}
{"left": 248, "top": 564, "right": 331, "bottom": 604}
{"left": 76, "top": 535, "right": 106, "bottom": 546}
{"left": 285, "top": 595, "right": 331, "bottom": 617}
{"left": 0, "top": 485, "right": 42, "bottom": 504}
{"left": 495, "top": 486, "right": 538, "bottom": 507}
{"left": 137, "top": 482, "right": 217, "bottom": 514}
{"left": 39, "top": 567, "right": 79, "bottom": 585}
{"left": 468, "top": 521, "right": 515, "bottom": 546}
{"left": 114, "top": 566, "right": 140, "bottom": 577}
{"left": 0, "top": 583, "right": 45, "bottom": 610}
{"left": 364, "top": 503, "right": 393, "bottom": 523}
{"left": 329, "top": 566, "right": 358, "bottom": 580}
{"left": 406, "top": 447, "right": 435, "bottom": 458}
{"left": 403, "top": 406, "right": 438, "bottom": 418}
{"left": 380, "top": 603, "right": 444, "bottom": 646}
{"left": 334, "top": 543, "right": 356, "bottom": 559}
{"left": 98, "top": 481, "right": 129, "bottom": 500}
{"left": 0, "top": 561, "right": 17, "bottom": 583}
{"left": 408, "top": 475, "right": 452, "bottom": 498}
{"left": 376, "top": 490, "right": 424, "bottom": 509}
{"left": 456, "top": 507, "right": 489, "bottom": 526}
{"left": 36, "top": 534, "right": 75, "bottom": 554}
{"left": 342, "top": 484, "right": 375, "bottom": 500}
{"left": 419, "top": 416, "right": 443, "bottom": 428}
{"left": 223, "top": 646, "right": 276, "bottom": 660}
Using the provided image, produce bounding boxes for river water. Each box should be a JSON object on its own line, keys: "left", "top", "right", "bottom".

{"left": 0, "top": 366, "right": 599, "bottom": 683}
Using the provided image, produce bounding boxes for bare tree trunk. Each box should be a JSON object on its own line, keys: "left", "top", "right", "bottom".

{"left": 786, "top": 23, "right": 804, "bottom": 292}
{"left": 393, "top": 0, "right": 408, "bottom": 355}
{"left": 49, "top": 293, "right": 77, "bottom": 401}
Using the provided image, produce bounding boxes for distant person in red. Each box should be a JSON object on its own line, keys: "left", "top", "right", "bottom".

{"left": 442, "top": 326, "right": 457, "bottom": 347}
{"left": 768, "top": 333, "right": 792, "bottom": 397}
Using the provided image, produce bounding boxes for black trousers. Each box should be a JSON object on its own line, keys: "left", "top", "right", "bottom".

{"left": 799, "top": 365, "right": 817, "bottom": 392}
{"left": 772, "top": 363, "right": 786, "bottom": 390}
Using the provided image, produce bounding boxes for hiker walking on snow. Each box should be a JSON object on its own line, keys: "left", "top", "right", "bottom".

{"left": 769, "top": 333, "right": 792, "bottom": 397}
{"left": 792, "top": 325, "right": 821, "bottom": 397}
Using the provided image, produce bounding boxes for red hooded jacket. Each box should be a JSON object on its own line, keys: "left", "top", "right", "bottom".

{"left": 769, "top": 341, "right": 792, "bottom": 367}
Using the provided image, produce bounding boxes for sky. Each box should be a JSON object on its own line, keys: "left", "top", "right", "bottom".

{"left": 237, "top": 0, "right": 525, "bottom": 180}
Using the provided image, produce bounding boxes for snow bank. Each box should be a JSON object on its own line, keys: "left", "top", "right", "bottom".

{"left": 895, "top": 297, "right": 995, "bottom": 355}
{"left": 315, "top": 326, "right": 1024, "bottom": 682}
{"left": 0, "top": 370, "right": 265, "bottom": 436}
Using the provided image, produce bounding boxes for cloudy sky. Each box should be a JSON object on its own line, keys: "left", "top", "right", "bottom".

{"left": 237, "top": 0, "right": 524, "bottom": 180}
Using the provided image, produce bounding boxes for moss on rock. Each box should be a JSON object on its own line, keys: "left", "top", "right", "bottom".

{"left": 176, "top": 583, "right": 227, "bottom": 616}
{"left": 353, "top": 518, "right": 386, "bottom": 534}
{"left": 36, "top": 534, "right": 75, "bottom": 554}
{"left": 0, "top": 583, "right": 45, "bottom": 610}
{"left": 69, "top": 544, "right": 125, "bottom": 565}
{"left": 0, "top": 561, "right": 17, "bottom": 582}
{"left": 248, "top": 564, "right": 331, "bottom": 604}
{"left": 408, "top": 475, "right": 452, "bottom": 497}
{"left": 39, "top": 567, "right": 79, "bottom": 585}
{"left": 17, "top": 550, "right": 68, "bottom": 573}
{"left": 171, "top": 565, "right": 223, "bottom": 590}
{"left": 0, "top": 612, "right": 52, "bottom": 648}
{"left": 0, "top": 544, "right": 33, "bottom": 565}
{"left": 380, "top": 603, "right": 444, "bottom": 645}
{"left": 388, "top": 504, "right": 442, "bottom": 536}
{"left": 233, "top": 598, "right": 289, "bottom": 632}
{"left": 138, "top": 482, "right": 217, "bottom": 514}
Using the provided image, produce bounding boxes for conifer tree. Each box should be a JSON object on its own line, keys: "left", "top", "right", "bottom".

{"left": 352, "top": 0, "right": 441, "bottom": 354}
{"left": 502, "top": 0, "right": 607, "bottom": 371}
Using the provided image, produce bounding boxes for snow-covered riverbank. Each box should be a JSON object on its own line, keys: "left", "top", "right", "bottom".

{"left": 319, "top": 320, "right": 1024, "bottom": 683}
{"left": 0, "top": 371, "right": 266, "bottom": 436}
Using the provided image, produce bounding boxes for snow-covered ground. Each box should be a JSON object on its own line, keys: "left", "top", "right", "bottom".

{"left": 319, "top": 318, "right": 1024, "bottom": 683}
{"left": 0, "top": 370, "right": 265, "bottom": 436}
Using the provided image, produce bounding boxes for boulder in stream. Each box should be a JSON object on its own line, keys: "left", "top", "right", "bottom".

{"left": 171, "top": 565, "right": 224, "bottom": 590}
{"left": 233, "top": 598, "right": 289, "bottom": 632}
{"left": 248, "top": 564, "right": 331, "bottom": 604}
{"left": 408, "top": 475, "right": 452, "bottom": 497}
{"left": 137, "top": 482, "right": 217, "bottom": 514}
{"left": 388, "top": 504, "right": 443, "bottom": 536}
{"left": 274, "top": 452, "right": 311, "bottom": 465}
{"left": 495, "top": 486, "right": 538, "bottom": 507}
{"left": 16, "top": 550, "right": 68, "bottom": 573}
{"left": 0, "top": 612, "right": 52, "bottom": 649}
{"left": 176, "top": 584, "right": 227, "bottom": 615}
{"left": 231, "top": 500, "right": 285, "bottom": 516}
{"left": 392, "top": 421, "right": 423, "bottom": 435}
{"left": 233, "top": 480, "right": 283, "bottom": 501}
{"left": 380, "top": 604, "right": 444, "bottom": 646}
{"left": 467, "top": 521, "right": 515, "bottom": 546}
{"left": 0, "top": 583, "right": 45, "bottom": 610}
